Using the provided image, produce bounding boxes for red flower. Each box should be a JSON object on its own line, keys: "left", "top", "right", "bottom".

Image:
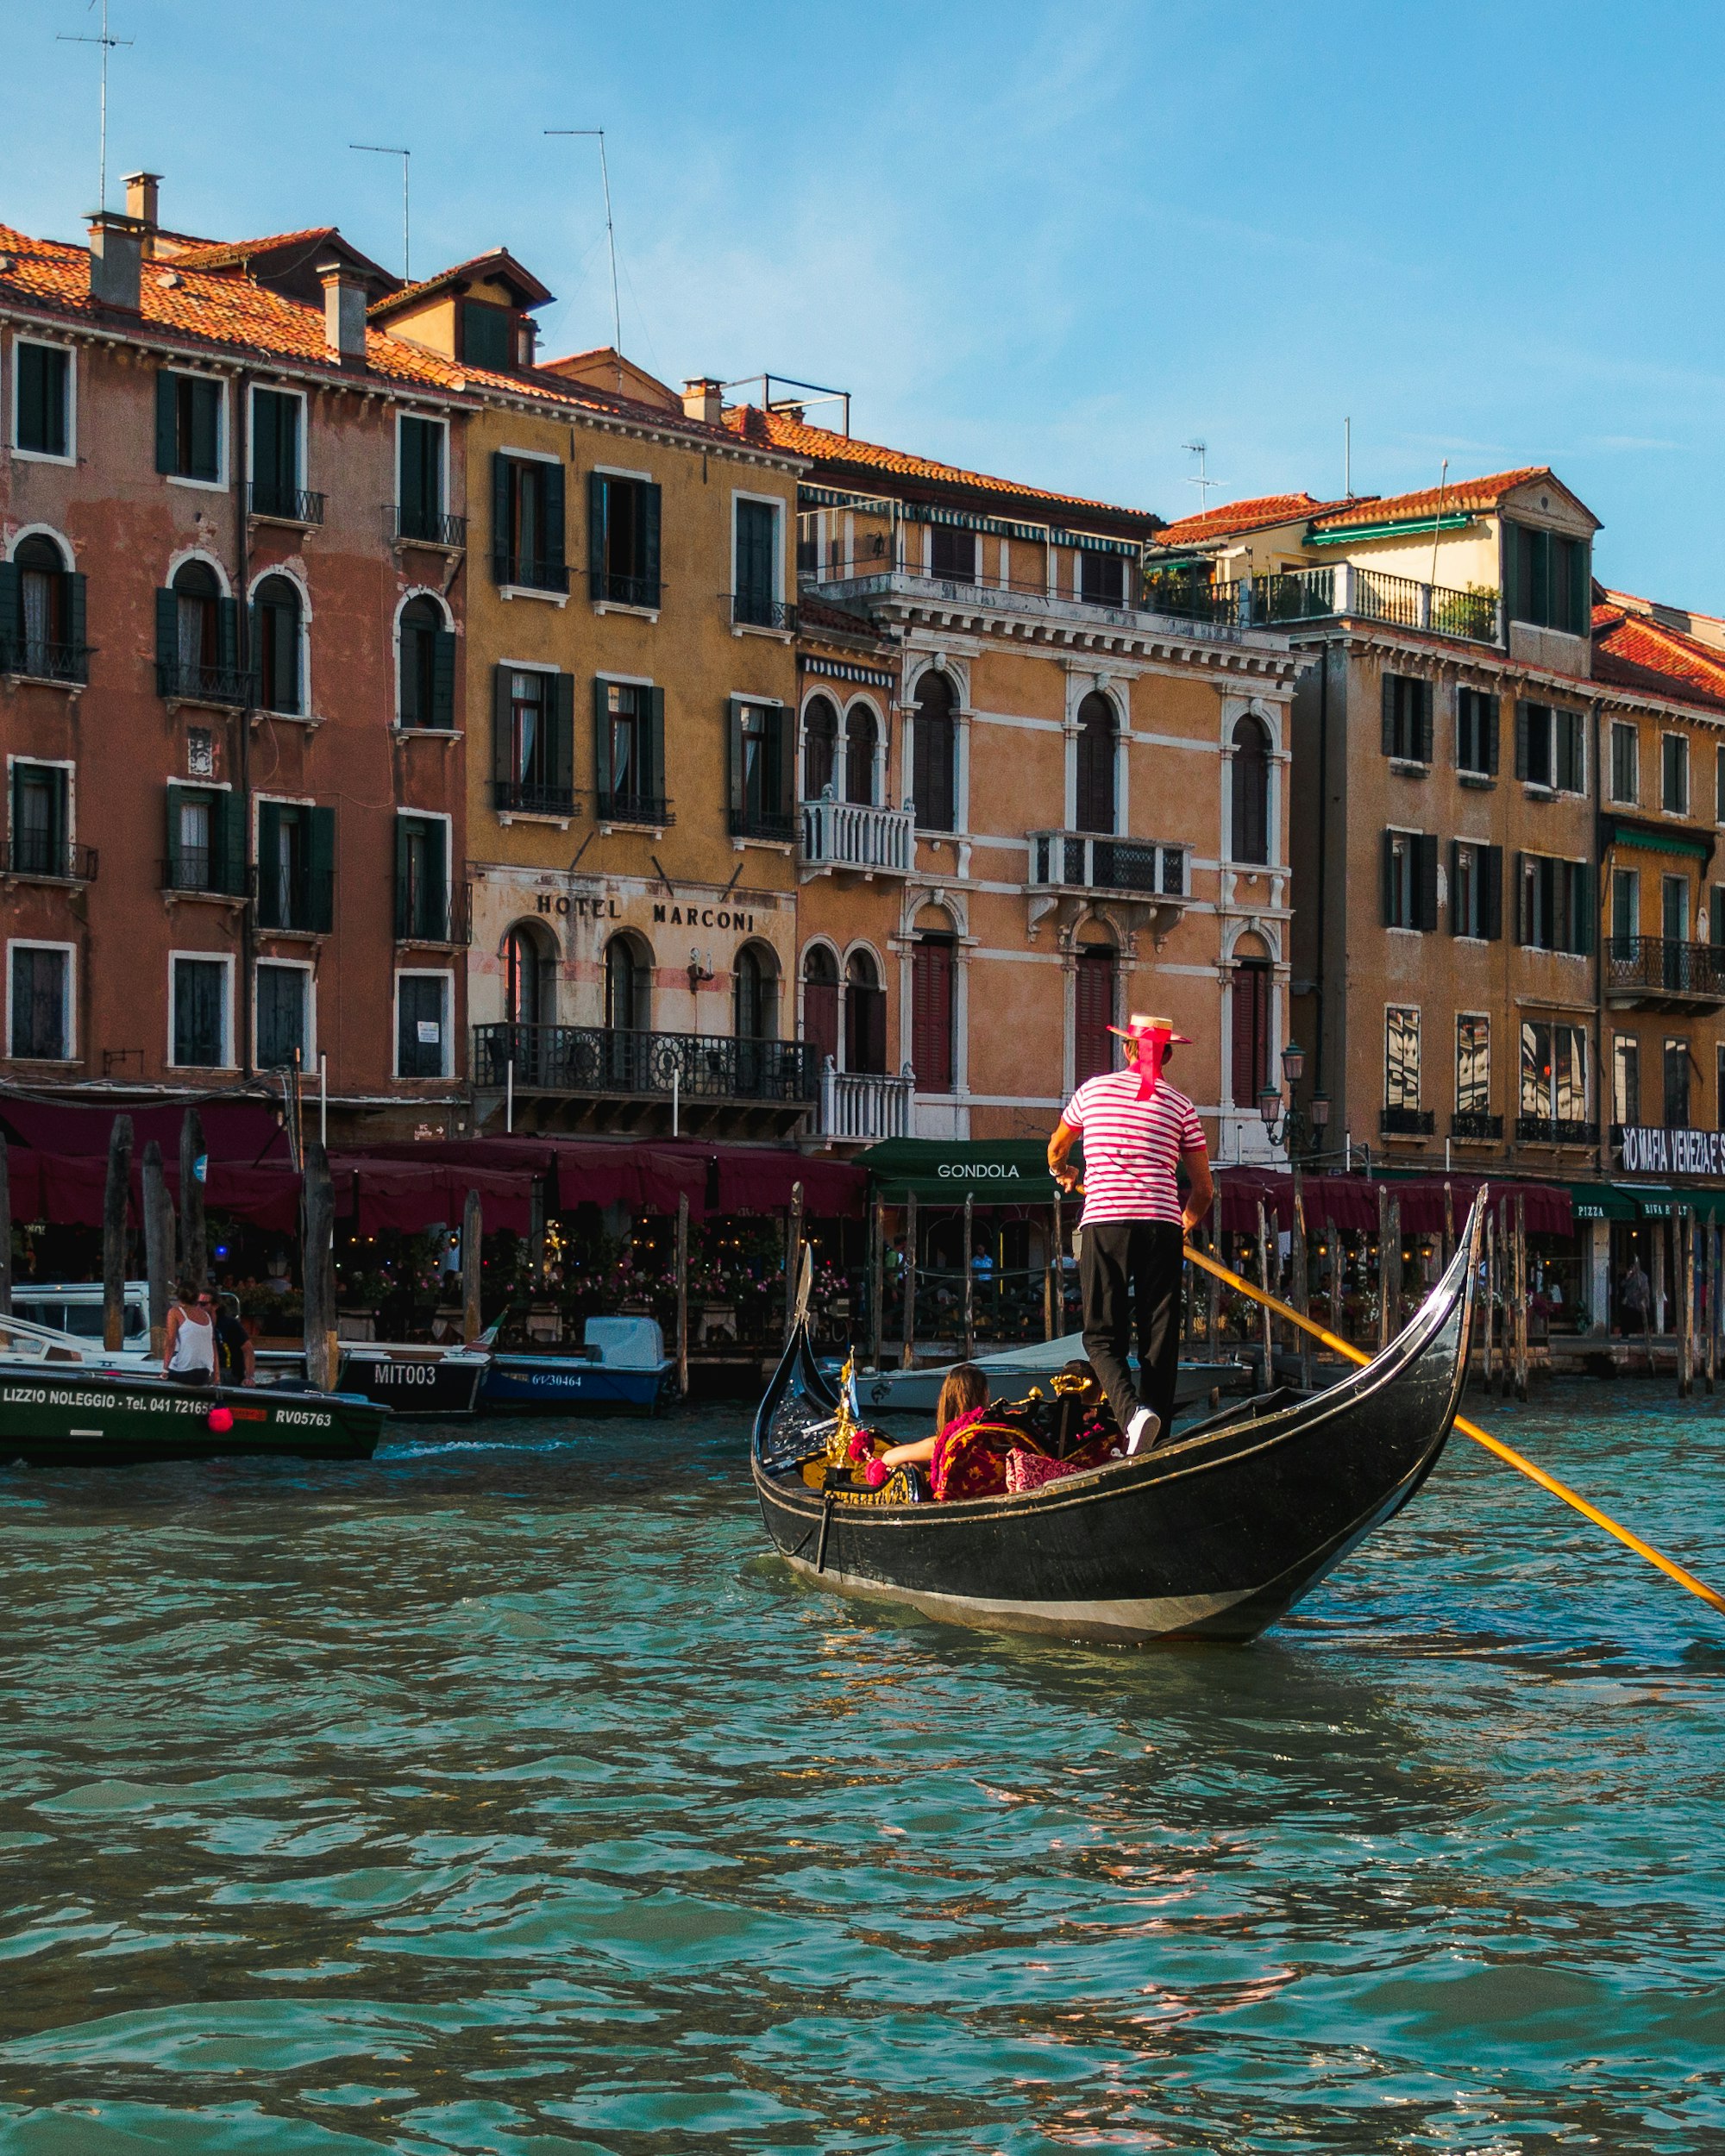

{"left": 846, "top": 1431, "right": 870, "bottom": 1463}
{"left": 863, "top": 1457, "right": 888, "bottom": 1489}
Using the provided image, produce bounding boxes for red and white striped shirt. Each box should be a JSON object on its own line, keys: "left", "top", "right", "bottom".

{"left": 1059, "top": 1070, "right": 1207, "bottom": 1226}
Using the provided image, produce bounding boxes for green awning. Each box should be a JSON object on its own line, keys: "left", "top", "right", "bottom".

{"left": 1613, "top": 1183, "right": 1725, "bottom": 1222}
{"left": 1569, "top": 1181, "right": 1638, "bottom": 1221}
{"left": 857, "top": 1137, "right": 1063, "bottom": 1203}
{"left": 1303, "top": 511, "right": 1477, "bottom": 547}
{"left": 1605, "top": 824, "right": 1714, "bottom": 862}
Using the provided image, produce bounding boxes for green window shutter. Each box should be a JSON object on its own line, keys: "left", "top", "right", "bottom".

{"left": 1514, "top": 852, "right": 1527, "bottom": 943}
{"left": 593, "top": 679, "right": 612, "bottom": 801}
{"left": 1416, "top": 833, "right": 1438, "bottom": 931}
{"left": 1571, "top": 862, "right": 1594, "bottom": 956}
{"left": 49, "top": 769, "right": 68, "bottom": 857}
{"left": 1380, "top": 673, "right": 1395, "bottom": 755}
{"left": 0, "top": 562, "right": 17, "bottom": 648}
{"left": 216, "top": 787, "right": 244, "bottom": 896}
{"left": 1502, "top": 521, "right": 1522, "bottom": 625}
{"left": 644, "top": 686, "right": 665, "bottom": 805}
{"left": 399, "top": 417, "right": 428, "bottom": 529}
{"left": 256, "top": 799, "right": 281, "bottom": 924}
{"left": 771, "top": 703, "right": 793, "bottom": 821}
{"left": 253, "top": 388, "right": 279, "bottom": 491}
{"left": 729, "top": 696, "right": 746, "bottom": 821}
{"left": 551, "top": 674, "right": 574, "bottom": 798}
{"left": 492, "top": 666, "right": 513, "bottom": 787}
{"left": 642, "top": 481, "right": 662, "bottom": 599}
{"left": 430, "top": 630, "right": 456, "bottom": 728}
{"left": 18, "top": 346, "right": 47, "bottom": 449}
{"left": 1514, "top": 701, "right": 1530, "bottom": 780}
{"left": 66, "top": 573, "right": 86, "bottom": 656}
{"left": 308, "top": 806, "right": 336, "bottom": 932}
{"left": 1447, "top": 841, "right": 1462, "bottom": 937}
{"left": 428, "top": 819, "right": 448, "bottom": 918}
{"left": 1485, "top": 694, "right": 1500, "bottom": 776}
{"left": 191, "top": 379, "right": 219, "bottom": 482}
{"left": 1484, "top": 847, "right": 1503, "bottom": 940}
{"left": 1570, "top": 539, "right": 1590, "bottom": 636}
{"left": 216, "top": 596, "right": 240, "bottom": 682}
{"left": 587, "top": 468, "right": 606, "bottom": 574}
{"left": 492, "top": 453, "right": 512, "bottom": 581}
{"left": 165, "top": 782, "right": 183, "bottom": 882}
{"left": 155, "top": 370, "right": 178, "bottom": 473}
{"left": 1417, "top": 681, "right": 1433, "bottom": 765}
{"left": 395, "top": 815, "right": 411, "bottom": 935}
{"left": 543, "top": 459, "right": 567, "bottom": 572}
{"left": 1382, "top": 830, "right": 1396, "bottom": 926}
{"left": 154, "top": 587, "right": 177, "bottom": 689}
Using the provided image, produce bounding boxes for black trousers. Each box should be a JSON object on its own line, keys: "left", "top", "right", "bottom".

{"left": 1079, "top": 1219, "right": 1185, "bottom": 1436}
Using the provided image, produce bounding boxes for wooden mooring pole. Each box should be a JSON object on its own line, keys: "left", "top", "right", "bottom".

{"left": 179, "top": 1106, "right": 207, "bottom": 1294}
{"left": 784, "top": 1179, "right": 804, "bottom": 1344}
{"left": 1484, "top": 1205, "right": 1496, "bottom": 1394}
{"left": 900, "top": 1190, "right": 918, "bottom": 1368}
{"left": 1043, "top": 1193, "right": 1058, "bottom": 1344}
{"left": 1255, "top": 1197, "right": 1275, "bottom": 1386}
{"left": 461, "top": 1188, "right": 483, "bottom": 1345}
{"left": 303, "top": 1141, "right": 337, "bottom": 1393}
{"left": 1709, "top": 1224, "right": 1720, "bottom": 1397}
{"left": 962, "top": 1193, "right": 975, "bottom": 1363}
{"left": 1377, "top": 1184, "right": 1393, "bottom": 1352}
{"left": 141, "top": 1140, "right": 170, "bottom": 1359}
{"left": 870, "top": 1198, "right": 886, "bottom": 1374}
{"left": 1678, "top": 1204, "right": 1695, "bottom": 1401}
{"left": 675, "top": 1189, "right": 690, "bottom": 1400}
{"left": 1514, "top": 1191, "right": 1529, "bottom": 1402}
{"left": 0, "top": 1132, "right": 14, "bottom": 1318}
{"left": 102, "top": 1114, "right": 134, "bottom": 1351}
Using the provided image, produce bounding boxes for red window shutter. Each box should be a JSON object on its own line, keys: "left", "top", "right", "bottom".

{"left": 1074, "top": 949, "right": 1115, "bottom": 1084}
{"left": 1232, "top": 961, "right": 1269, "bottom": 1106}
{"left": 804, "top": 978, "right": 838, "bottom": 1069}
{"left": 912, "top": 938, "right": 954, "bottom": 1091}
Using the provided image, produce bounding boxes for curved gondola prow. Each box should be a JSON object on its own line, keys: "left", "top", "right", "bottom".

{"left": 751, "top": 1311, "right": 839, "bottom": 1470}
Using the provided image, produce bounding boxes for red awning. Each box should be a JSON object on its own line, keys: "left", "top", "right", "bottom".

{"left": 0, "top": 1097, "right": 289, "bottom": 1163}
{"left": 1213, "top": 1170, "right": 1572, "bottom": 1240}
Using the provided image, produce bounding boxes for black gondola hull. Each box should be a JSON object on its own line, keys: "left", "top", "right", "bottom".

{"left": 751, "top": 1198, "right": 1483, "bottom": 1645}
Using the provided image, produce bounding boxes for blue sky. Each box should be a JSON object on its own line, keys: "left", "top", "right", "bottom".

{"left": 5, "top": 1, "right": 1722, "bottom": 605}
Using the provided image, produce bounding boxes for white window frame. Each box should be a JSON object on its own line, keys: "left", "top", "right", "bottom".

{"left": 5, "top": 755, "right": 77, "bottom": 852}
{"left": 247, "top": 381, "right": 308, "bottom": 490}
{"left": 9, "top": 335, "right": 76, "bottom": 466}
{"left": 253, "top": 957, "right": 317, "bottom": 1071}
{"left": 248, "top": 563, "right": 312, "bottom": 720}
{"left": 1609, "top": 719, "right": 1640, "bottom": 807}
{"left": 393, "top": 967, "right": 454, "bottom": 1080}
{"left": 161, "top": 367, "right": 229, "bottom": 492}
{"left": 841, "top": 693, "right": 888, "bottom": 806}
{"left": 5, "top": 938, "right": 76, "bottom": 1062}
{"left": 167, "top": 950, "right": 237, "bottom": 1071}
{"left": 1662, "top": 731, "right": 1691, "bottom": 818}
{"left": 392, "top": 587, "right": 456, "bottom": 732}
{"left": 730, "top": 487, "right": 787, "bottom": 623}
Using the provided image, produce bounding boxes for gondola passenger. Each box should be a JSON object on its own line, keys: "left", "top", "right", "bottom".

{"left": 162, "top": 1282, "right": 218, "bottom": 1387}
{"left": 875, "top": 1363, "right": 991, "bottom": 1496}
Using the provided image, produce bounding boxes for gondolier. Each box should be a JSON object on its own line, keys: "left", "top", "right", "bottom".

{"left": 1047, "top": 1013, "right": 1214, "bottom": 1454}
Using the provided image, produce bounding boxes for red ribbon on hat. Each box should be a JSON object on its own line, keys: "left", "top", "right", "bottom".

{"left": 1107, "top": 1017, "right": 1194, "bottom": 1101}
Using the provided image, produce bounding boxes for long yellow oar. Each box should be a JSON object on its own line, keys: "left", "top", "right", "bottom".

{"left": 1183, "top": 1239, "right": 1725, "bottom": 1621}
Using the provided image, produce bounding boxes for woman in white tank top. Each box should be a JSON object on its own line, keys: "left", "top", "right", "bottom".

{"left": 163, "top": 1282, "right": 217, "bottom": 1386}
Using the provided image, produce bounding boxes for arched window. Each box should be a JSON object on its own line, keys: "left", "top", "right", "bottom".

{"left": 802, "top": 945, "right": 838, "bottom": 1069}
{"left": 734, "top": 942, "right": 778, "bottom": 1042}
{"left": 12, "top": 535, "right": 75, "bottom": 680}
{"left": 913, "top": 671, "right": 957, "bottom": 832}
{"left": 802, "top": 694, "right": 837, "bottom": 801}
{"left": 1231, "top": 936, "right": 1272, "bottom": 1106}
{"left": 1075, "top": 692, "right": 1117, "bottom": 835}
{"left": 505, "top": 922, "right": 555, "bottom": 1029}
{"left": 1074, "top": 942, "right": 1116, "bottom": 1084}
{"left": 911, "top": 911, "right": 957, "bottom": 1091}
{"left": 398, "top": 595, "right": 450, "bottom": 729}
{"left": 605, "top": 933, "right": 649, "bottom": 1033}
{"left": 844, "top": 705, "right": 880, "bottom": 807}
{"left": 172, "top": 559, "right": 221, "bottom": 677}
{"left": 254, "top": 573, "right": 303, "bottom": 716}
{"left": 1231, "top": 714, "right": 1270, "bottom": 866}
{"left": 844, "top": 949, "right": 887, "bottom": 1075}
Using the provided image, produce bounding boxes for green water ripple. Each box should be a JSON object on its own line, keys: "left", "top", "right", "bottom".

{"left": 0, "top": 1387, "right": 1721, "bottom": 2152}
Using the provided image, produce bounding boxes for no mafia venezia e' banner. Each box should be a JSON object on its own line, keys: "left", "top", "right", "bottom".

{"left": 1619, "top": 1125, "right": 1725, "bottom": 1177}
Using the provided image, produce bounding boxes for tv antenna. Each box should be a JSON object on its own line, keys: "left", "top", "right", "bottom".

{"left": 545, "top": 129, "right": 622, "bottom": 392}
{"left": 350, "top": 143, "right": 411, "bottom": 279}
{"left": 59, "top": 0, "right": 133, "bottom": 215}
{"left": 1182, "top": 440, "right": 1220, "bottom": 511}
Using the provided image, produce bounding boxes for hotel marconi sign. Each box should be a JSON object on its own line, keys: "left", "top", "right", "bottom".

{"left": 1618, "top": 1125, "right": 1725, "bottom": 1177}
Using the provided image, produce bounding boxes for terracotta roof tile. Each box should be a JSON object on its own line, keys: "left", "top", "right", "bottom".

{"left": 723, "top": 405, "right": 1160, "bottom": 531}
{"left": 168, "top": 228, "right": 343, "bottom": 271}
{"left": 1154, "top": 492, "right": 1361, "bottom": 548}
{"left": 1308, "top": 467, "right": 1552, "bottom": 533}
{"left": 1593, "top": 607, "right": 1725, "bottom": 715}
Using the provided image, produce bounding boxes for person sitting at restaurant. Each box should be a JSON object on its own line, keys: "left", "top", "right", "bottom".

{"left": 875, "top": 1364, "right": 991, "bottom": 1492}
{"left": 162, "top": 1282, "right": 217, "bottom": 1388}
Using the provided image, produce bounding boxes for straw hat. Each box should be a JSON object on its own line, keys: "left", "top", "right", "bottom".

{"left": 1107, "top": 1012, "right": 1193, "bottom": 1044}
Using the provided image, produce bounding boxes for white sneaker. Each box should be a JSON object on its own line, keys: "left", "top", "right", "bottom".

{"left": 1126, "top": 1407, "right": 1161, "bottom": 1456}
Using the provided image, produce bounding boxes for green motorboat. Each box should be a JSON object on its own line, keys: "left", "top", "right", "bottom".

{"left": 0, "top": 1311, "right": 386, "bottom": 1467}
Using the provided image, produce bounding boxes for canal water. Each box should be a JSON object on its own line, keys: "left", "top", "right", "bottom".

{"left": 0, "top": 1385, "right": 1721, "bottom": 2155}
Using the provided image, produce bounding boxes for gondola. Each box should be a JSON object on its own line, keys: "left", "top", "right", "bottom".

{"left": 750, "top": 1191, "right": 1484, "bottom": 1646}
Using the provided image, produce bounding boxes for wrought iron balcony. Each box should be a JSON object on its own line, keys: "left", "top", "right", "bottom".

{"left": 729, "top": 806, "right": 797, "bottom": 843}
{"left": 395, "top": 881, "right": 470, "bottom": 946}
{"left": 1515, "top": 1115, "right": 1598, "bottom": 1147}
{"left": 257, "top": 867, "right": 335, "bottom": 936}
{"left": 1605, "top": 934, "right": 1725, "bottom": 1011}
{"left": 248, "top": 480, "right": 325, "bottom": 526}
{"left": 1139, "top": 563, "right": 1500, "bottom": 644}
{"left": 590, "top": 566, "right": 662, "bottom": 610}
{"left": 491, "top": 550, "right": 570, "bottom": 594}
{"left": 0, "top": 837, "right": 97, "bottom": 882}
{"left": 731, "top": 592, "right": 796, "bottom": 633}
{"left": 1450, "top": 1111, "right": 1503, "bottom": 1141}
{"left": 472, "top": 1023, "right": 819, "bottom": 1106}
{"left": 1028, "top": 830, "right": 1186, "bottom": 899}
{"left": 800, "top": 797, "right": 914, "bottom": 876}
{"left": 156, "top": 657, "right": 253, "bottom": 706}
{"left": 1379, "top": 1105, "right": 1434, "bottom": 1137}
{"left": 388, "top": 504, "right": 467, "bottom": 549}
{"left": 493, "top": 780, "right": 577, "bottom": 818}
{"left": 0, "top": 636, "right": 91, "bottom": 686}
{"left": 595, "top": 790, "right": 674, "bottom": 829}
{"left": 160, "top": 850, "right": 248, "bottom": 899}
{"left": 818, "top": 1060, "right": 915, "bottom": 1141}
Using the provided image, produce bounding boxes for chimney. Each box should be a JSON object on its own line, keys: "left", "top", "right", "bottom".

{"left": 682, "top": 377, "right": 724, "bottom": 426}
{"left": 317, "top": 256, "right": 368, "bottom": 367}
{"left": 86, "top": 212, "right": 144, "bottom": 311}
{"left": 123, "top": 171, "right": 161, "bottom": 230}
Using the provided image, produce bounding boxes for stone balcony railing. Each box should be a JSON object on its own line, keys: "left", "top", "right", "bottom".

{"left": 800, "top": 796, "right": 915, "bottom": 876}
{"left": 817, "top": 1059, "right": 915, "bottom": 1142}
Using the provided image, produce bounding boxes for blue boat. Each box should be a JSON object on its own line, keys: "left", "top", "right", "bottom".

{"left": 480, "top": 1317, "right": 674, "bottom": 1416}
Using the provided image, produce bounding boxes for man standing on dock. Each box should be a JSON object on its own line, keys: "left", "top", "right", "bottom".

{"left": 1047, "top": 1014, "right": 1214, "bottom": 1454}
